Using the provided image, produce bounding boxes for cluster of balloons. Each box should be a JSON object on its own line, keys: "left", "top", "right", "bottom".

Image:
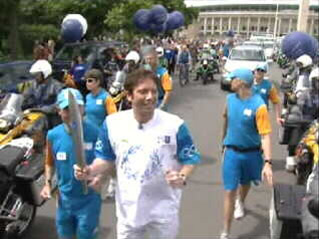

{"left": 282, "top": 31, "right": 318, "bottom": 59}
{"left": 133, "top": 5, "right": 185, "bottom": 33}
{"left": 61, "top": 14, "right": 88, "bottom": 43}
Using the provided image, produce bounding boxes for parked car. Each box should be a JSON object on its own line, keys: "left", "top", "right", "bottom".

{"left": 52, "top": 41, "right": 126, "bottom": 82}
{"left": 0, "top": 61, "right": 34, "bottom": 98}
{"left": 221, "top": 45, "right": 270, "bottom": 91}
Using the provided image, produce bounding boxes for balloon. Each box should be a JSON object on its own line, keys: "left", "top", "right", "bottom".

{"left": 227, "top": 30, "right": 235, "bottom": 38}
{"left": 150, "top": 5, "right": 168, "bottom": 25}
{"left": 62, "top": 14, "right": 88, "bottom": 36}
{"left": 282, "top": 31, "right": 318, "bottom": 59}
{"left": 166, "top": 11, "right": 184, "bottom": 30}
{"left": 149, "top": 22, "right": 166, "bottom": 33}
{"left": 133, "top": 9, "right": 151, "bottom": 31}
{"left": 61, "top": 19, "right": 83, "bottom": 43}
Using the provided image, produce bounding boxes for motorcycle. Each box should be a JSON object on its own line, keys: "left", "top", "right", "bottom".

{"left": 277, "top": 54, "right": 289, "bottom": 69}
{"left": 108, "top": 71, "right": 131, "bottom": 111}
{"left": 196, "top": 59, "right": 214, "bottom": 85}
{"left": 295, "top": 119, "right": 318, "bottom": 185}
{"left": 209, "top": 55, "right": 220, "bottom": 74}
{"left": 270, "top": 135, "right": 318, "bottom": 239}
{"left": 0, "top": 93, "right": 55, "bottom": 238}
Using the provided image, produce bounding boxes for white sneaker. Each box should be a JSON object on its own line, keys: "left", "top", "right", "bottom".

{"left": 285, "top": 156, "right": 296, "bottom": 172}
{"left": 234, "top": 199, "right": 245, "bottom": 219}
{"left": 220, "top": 232, "right": 230, "bottom": 239}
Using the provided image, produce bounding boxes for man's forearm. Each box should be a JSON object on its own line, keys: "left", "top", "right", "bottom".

{"left": 89, "top": 158, "right": 115, "bottom": 177}
{"left": 261, "top": 134, "right": 272, "bottom": 160}
{"left": 45, "top": 165, "right": 55, "bottom": 185}
{"left": 179, "top": 165, "right": 195, "bottom": 178}
{"left": 162, "top": 91, "right": 172, "bottom": 106}
{"left": 274, "top": 103, "right": 282, "bottom": 119}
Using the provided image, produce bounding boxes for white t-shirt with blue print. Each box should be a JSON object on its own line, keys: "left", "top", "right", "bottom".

{"left": 95, "top": 109, "right": 200, "bottom": 227}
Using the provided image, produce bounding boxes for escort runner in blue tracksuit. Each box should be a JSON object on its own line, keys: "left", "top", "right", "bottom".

{"left": 84, "top": 69, "right": 117, "bottom": 127}
{"left": 143, "top": 46, "right": 172, "bottom": 110}
{"left": 252, "top": 63, "right": 282, "bottom": 126}
{"left": 40, "top": 88, "right": 102, "bottom": 239}
{"left": 220, "top": 68, "right": 273, "bottom": 239}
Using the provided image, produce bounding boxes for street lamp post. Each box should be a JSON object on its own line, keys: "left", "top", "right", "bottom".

{"left": 273, "top": 3, "right": 279, "bottom": 39}
{"left": 297, "top": 0, "right": 310, "bottom": 32}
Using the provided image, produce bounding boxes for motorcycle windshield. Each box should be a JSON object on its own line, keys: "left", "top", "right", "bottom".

{"left": 0, "top": 93, "right": 24, "bottom": 125}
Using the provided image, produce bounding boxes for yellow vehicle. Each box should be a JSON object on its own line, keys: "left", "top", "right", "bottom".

{"left": 0, "top": 93, "right": 50, "bottom": 238}
{"left": 0, "top": 94, "right": 47, "bottom": 149}
{"left": 295, "top": 119, "right": 319, "bottom": 185}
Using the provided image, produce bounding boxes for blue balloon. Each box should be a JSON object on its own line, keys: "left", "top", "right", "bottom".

{"left": 61, "top": 19, "right": 83, "bottom": 43}
{"left": 282, "top": 31, "right": 318, "bottom": 59}
{"left": 227, "top": 30, "right": 235, "bottom": 37}
{"left": 166, "top": 11, "right": 184, "bottom": 30}
{"left": 150, "top": 5, "right": 168, "bottom": 25}
{"left": 172, "top": 11, "right": 185, "bottom": 28}
{"left": 149, "top": 22, "right": 166, "bottom": 33}
{"left": 166, "top": 13, "right": 177, "bottom": 30}
{"left": 133, "top": 9, "right": 151, "bottom": 31}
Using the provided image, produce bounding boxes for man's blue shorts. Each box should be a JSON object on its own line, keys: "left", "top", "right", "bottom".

{"left": 56, "top": 194, "right": 101, "bottom": 239}
{"left": 222, "top": 148, "right": 263, "bottom": 191}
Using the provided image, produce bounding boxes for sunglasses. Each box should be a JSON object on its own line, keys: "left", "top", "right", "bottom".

{"left": 256, "top": 69, "right": 265, "bottom": 73}
{"left": 86, "top": 78, "right": 96, "bottom": 83}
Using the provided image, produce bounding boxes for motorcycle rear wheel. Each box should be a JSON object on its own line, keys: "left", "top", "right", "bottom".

{"left": 4, "top": 202, "right": 37, "bottom": 239}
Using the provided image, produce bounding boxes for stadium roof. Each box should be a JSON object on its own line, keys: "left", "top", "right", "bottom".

{"left": 185, "top": 0, "right": 319, "bottom": 7}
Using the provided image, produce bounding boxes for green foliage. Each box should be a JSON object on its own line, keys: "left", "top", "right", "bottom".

{"left": 0, "top": 0, "right": 198, "bottom": 59}
{"left": 105, "top": 0, "right": 199, "bottom": 42}
{"left": 20, "top": 24, "right": 60, "bottom": 41}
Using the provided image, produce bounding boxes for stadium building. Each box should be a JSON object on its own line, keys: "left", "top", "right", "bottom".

{"left": 184, "top": 0, "right": 319, "bottom": 39}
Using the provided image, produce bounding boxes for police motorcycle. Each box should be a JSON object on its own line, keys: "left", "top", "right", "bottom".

{"left": 272, "top": 68, "right": 319, "bottom": 239}
{"left": 294, "top": 119, "right": 318, "bottom": 185}
{"left": 279, "top": 56, "right": 315, "bottom": 169}
{"left": 0, "top": 93, "right": 55, "bottom": 238}
{"left": 277, "top": 53, "right": 290, "bottom": 69}
{"left": 199, "top": 44, "right": 219, "bottom": 72}
{"left": 195, "top": 59, "right": 214, "bottom": 85}
{"left": 270, "top": 156, "right": 319, "bottom": 239}
{"left": 271, "top": 110, "right": 318, "bottom": 239}
{"left": 210, "top": 55, "right": 220, "bottom": 74}
{"left": 280, "top": 65, "right": 298, "bottom": 112}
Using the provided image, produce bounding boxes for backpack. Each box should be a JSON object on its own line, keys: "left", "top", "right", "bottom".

{"left": 179, "top": 51, "right": 189, "bottom": 64}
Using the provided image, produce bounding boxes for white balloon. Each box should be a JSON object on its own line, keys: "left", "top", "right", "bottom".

{"left": 62, "top": 14, "right": 88, "bottom": 36}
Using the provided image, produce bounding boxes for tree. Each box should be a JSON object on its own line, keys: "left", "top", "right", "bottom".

{"left": 105, "top": 0, "right": 199, "bottom": 42}
{"left": 0, "top": 0, "right": 22, "bottom": 60}
{"left": 0, "top": 0, "right": 124, "bottom": 60}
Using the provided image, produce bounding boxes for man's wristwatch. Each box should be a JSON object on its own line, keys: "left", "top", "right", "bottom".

{"left": 264, "top": 159, "right": 272, "bottom": 165}
{"left": 180, "top": 174, "right": 187, "bottom": 186}
{"left": 46, "top": 179, "right": 52, "bottom": 186}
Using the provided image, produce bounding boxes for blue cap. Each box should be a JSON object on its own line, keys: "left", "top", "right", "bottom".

{"left": 228, "top": 68, "right": 254, "bottom": 86}
{"left": 56, "top": 88, "right": 84, "bottom": 109}
{"left": 255, "top": 63, "right": 268, "bottom": 72}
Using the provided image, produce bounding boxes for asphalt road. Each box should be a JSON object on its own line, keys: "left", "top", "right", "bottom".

{"left": 29, "top": 63, "right": 296, "bottom": 239}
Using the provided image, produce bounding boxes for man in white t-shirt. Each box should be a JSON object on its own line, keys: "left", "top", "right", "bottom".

{"left": 74, "top": 68, "right": 200, "bottom": 239}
